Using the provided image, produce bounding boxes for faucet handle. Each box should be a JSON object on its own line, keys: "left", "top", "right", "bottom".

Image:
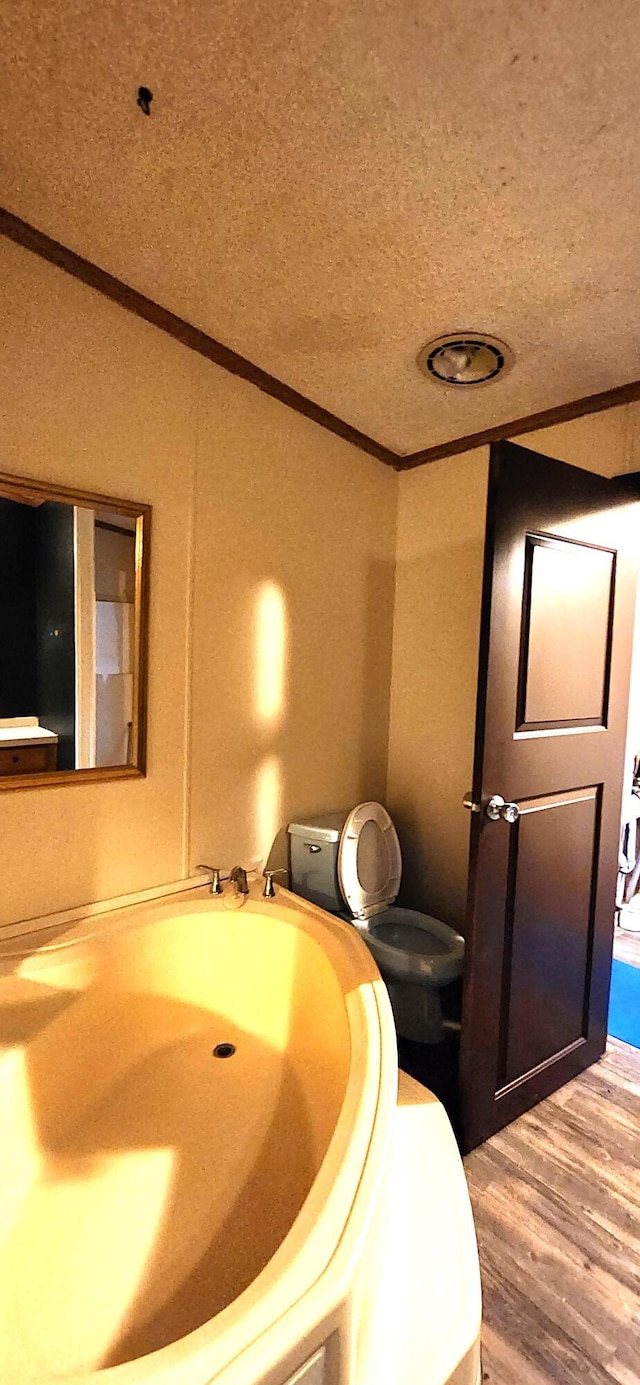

{"left": 262, "top": 867, "right": 288, "bottom": 899}
{"left": 196, "top": 864, "right": 224, "bottom": 895}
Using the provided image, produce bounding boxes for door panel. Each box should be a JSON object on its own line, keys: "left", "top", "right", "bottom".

{"left": 460, "top": 442, "right": 639, "bottom": 1152}
{"left": 500, "top": 785, "right": 599, "bottom": 1089}
{"left": 518, "top": 535, "right": 615, "bottom": 729}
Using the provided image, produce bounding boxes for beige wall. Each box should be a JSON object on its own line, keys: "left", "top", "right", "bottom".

{"left": 0, "top": 238, "right": 198, "bottom": 927}
{"left": 187, "top": 373, "right": 396, "bottom": 869}
{"left": 515, "top": 403, "right": 638, "bottom": 477}
{"left": 3, "top": 231, "right": 638, "bottom": 932}
{"left": 0, "top": 238, "right": 397, "bottom": 928}
{"left": 189, "top": 374, "right": 396, "bottom": 875}
{"left": 386, "top": 404, "right": 640, "bottom": 930}
{"left": 387, "top": 449, "right": 490, "bottom": 929}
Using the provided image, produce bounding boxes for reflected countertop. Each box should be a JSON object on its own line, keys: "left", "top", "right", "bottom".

{"left": 0, "top": 717, "right": 58, "bottom": 747}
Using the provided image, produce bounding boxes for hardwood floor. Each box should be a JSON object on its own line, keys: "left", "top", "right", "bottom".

{"left": 614, "top": 920, "right": 640, "bottom": 970}
{"left": 464, "top": 1041, "right": 640, "bottom": 1385}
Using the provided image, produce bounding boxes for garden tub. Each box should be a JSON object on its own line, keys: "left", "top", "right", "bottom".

{"left": 0, "top": 883, "right": 397, "bottom": 1385}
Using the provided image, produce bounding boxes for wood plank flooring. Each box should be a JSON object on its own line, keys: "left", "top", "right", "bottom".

{"left": 614, "top": 922, "right": 640, "bottom": 970}
{"left": 464, "top": 1041, "right": 640, "bottom": 1385}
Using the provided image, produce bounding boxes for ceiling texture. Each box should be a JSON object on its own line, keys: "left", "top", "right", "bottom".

{"left": 1, "top": 0, "right": 640, "bottom": 458}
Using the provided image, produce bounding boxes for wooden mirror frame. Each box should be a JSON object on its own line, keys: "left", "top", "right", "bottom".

{"left": 0, "top": 470, "right": 151, "bottom": 791}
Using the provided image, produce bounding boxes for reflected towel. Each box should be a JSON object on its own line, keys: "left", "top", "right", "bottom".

{"left": 96, "top": 602, "right": 134, "bottom": 676}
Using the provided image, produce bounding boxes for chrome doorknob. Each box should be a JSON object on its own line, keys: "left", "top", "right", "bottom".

{"left": 485, "top": 794, "right": 520, "bottom": 824}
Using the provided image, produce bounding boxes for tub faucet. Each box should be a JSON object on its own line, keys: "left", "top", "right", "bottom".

{"left": 263, "top": 868, "right": 288, "bottom": 898}
{"left": 196, "top": 864, "right": 224, "bottom": 895}
{"left": 229, "top": 865, "right": 249, "bottom": 896}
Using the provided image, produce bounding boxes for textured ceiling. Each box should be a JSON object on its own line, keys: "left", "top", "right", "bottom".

{"left": 1, "top": 1, "right": 640, "bottom": 455}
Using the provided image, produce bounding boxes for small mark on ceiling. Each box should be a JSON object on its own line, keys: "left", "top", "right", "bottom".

{"left": 136, "top": 85, "right": 153, "bottom": 116}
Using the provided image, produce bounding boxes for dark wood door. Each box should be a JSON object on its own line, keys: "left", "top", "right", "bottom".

{"left": 459, "top": 441, "right": 639, "bottom": 1153}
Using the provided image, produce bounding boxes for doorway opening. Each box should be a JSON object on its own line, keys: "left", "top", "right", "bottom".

{"left": 612, "top": 567, "right": 640, "bottom": 1050}
{"left": 394, "top": 444, "right": 640, "bottom": 1154}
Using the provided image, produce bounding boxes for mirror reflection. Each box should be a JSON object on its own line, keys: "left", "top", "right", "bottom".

{"left": 0, "top": 474, "right": 149, "bottom": 786}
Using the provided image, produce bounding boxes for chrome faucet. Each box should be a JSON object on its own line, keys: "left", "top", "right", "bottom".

{"left": 229, "top": 865, "right": 249, "bottom": 896}
{"left": 196, "top": 864, "right": 224, "bottom": 895}
{"left": 263, "top": 867, "right": 288, "bottom": 898}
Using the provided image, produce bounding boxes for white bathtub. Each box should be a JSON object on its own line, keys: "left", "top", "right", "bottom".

{"left": 0, "top": 881, "right": 481, "bottom": 1385}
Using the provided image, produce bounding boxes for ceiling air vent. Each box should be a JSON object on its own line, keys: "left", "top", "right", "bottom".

{"left": 417, "top": 333, "right": 514, "bottom": 386}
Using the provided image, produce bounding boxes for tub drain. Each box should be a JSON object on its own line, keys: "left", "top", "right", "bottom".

{"left": 213, "top": 1042, "right": 236, "bottom": 1058}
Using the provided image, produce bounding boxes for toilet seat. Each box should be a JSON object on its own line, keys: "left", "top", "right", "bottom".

{"left": 337, "top": 801, "right": 402, "bottom": 921}
{"left": 365, "top": 907, "right": 465, "bottom": 985}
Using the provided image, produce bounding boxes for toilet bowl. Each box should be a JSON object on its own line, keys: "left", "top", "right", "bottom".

{"left": 288, "top": 802, "right": 465, "bottom": 1043}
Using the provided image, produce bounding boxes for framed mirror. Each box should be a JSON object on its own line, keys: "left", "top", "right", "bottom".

{"left": 0, "top": 470, "right": 150, "bottom": 790}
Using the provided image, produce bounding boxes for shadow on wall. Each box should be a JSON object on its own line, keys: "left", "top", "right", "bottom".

{"left": 387, "top": 533, "right": 486, "bottom": 936}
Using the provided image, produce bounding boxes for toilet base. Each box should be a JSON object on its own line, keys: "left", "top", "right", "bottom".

{"left": 385, "top": 978, "right": 445, "bottom": 1044}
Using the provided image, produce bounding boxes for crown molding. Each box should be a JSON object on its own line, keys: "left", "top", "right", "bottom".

{"left": 3, "top": 205, "right": 640, "bottom": 476}
{"left": 0, "top": 206, "right": 396, "bottom": 467}
{"left": 395, "top": 378, "right": 640, "bottom": 470}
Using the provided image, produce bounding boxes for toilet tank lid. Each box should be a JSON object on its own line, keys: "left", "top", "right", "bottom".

{"left": 288, "top": 812, "right": 348, "bottom": 845}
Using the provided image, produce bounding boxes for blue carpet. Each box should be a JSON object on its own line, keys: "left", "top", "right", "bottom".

{"left": 608, "top": 959, "right": 640, "bottom": 1048}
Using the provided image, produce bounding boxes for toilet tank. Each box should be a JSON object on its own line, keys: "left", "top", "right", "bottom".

{"left": 288, "top": 812, "right": 348, "bottom": 915}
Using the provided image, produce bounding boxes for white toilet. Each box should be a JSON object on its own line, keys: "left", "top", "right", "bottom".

{"left": 288, "top": 802, "right": 465, "bottom": 1043}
